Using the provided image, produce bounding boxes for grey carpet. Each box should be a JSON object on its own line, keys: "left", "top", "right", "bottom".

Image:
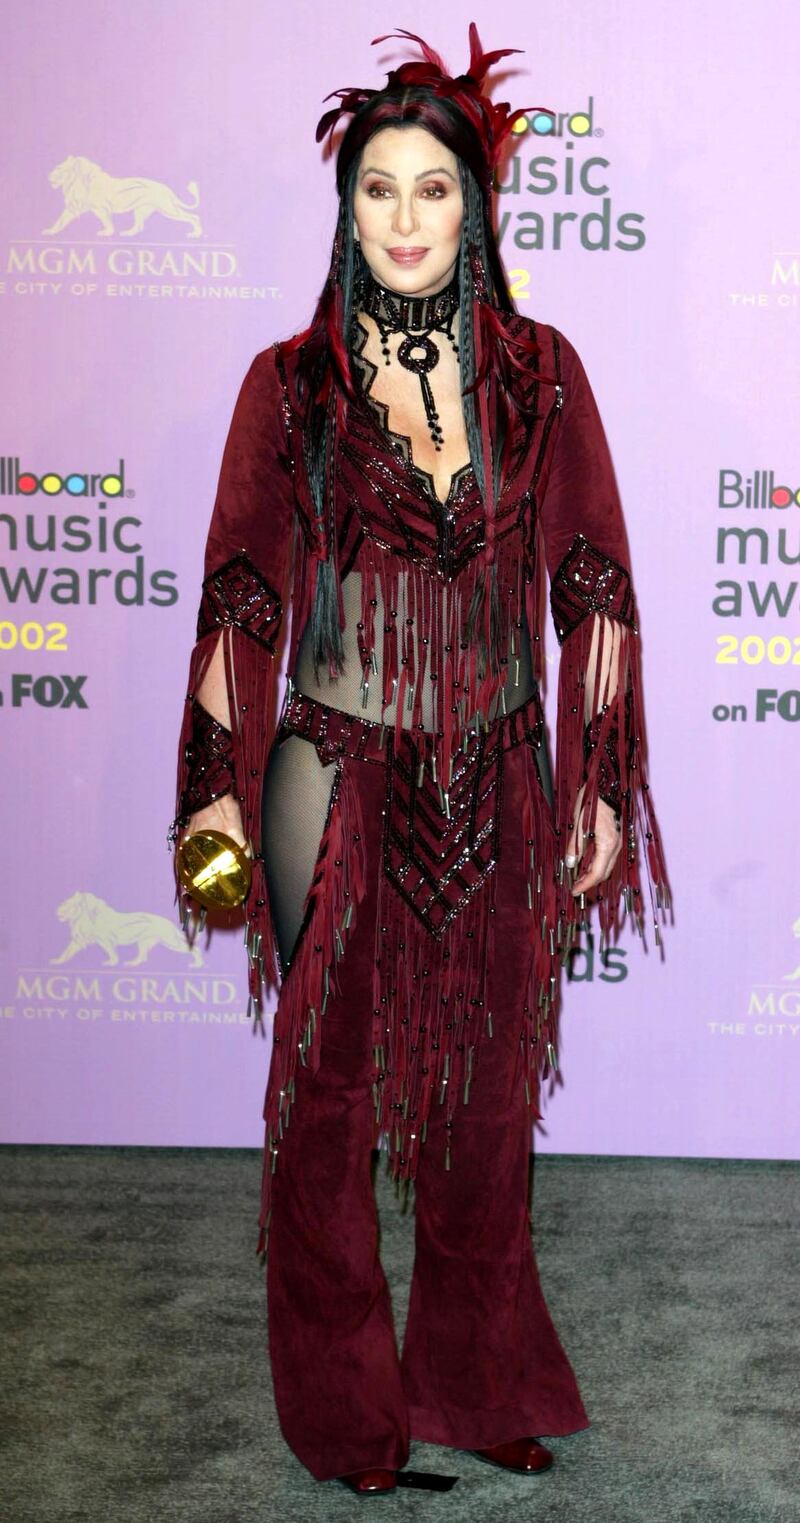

{"left": 0, "top": 1148, "right": 797, "bottom": 1523}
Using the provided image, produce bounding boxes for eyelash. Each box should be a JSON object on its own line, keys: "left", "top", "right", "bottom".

{"left": 365, "top": 183, "right": 447, "bottom": 199}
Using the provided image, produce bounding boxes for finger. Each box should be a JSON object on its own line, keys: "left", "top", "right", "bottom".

{"left": 572, "top": 840, "right": 620, "bottom": 894}
{"left": 572, "top": 857, "right": 622, "bottom": 896}
{"left": 565, "top": 814, "right": 585, "bottom": 872}
{"left": 185, "top": 812, "right": 247, "bottom": 848}
{"left": 216, "top": 825, "right": 248, "bottom": 851}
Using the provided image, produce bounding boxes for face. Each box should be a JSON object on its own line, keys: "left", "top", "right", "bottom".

{"left": 352, "top": 125, "right": 464, "bottom": 297}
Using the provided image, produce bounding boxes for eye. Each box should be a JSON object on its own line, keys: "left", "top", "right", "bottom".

{"left": 365, "top": 182, "right": 393, "bottom": 198}
{"left": 420, "top": 182, "right": 447, "bottom": 197}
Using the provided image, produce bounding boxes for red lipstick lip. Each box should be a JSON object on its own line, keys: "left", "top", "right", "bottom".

{"left": 387, "top": 247, "right": 428, "bottom": 260}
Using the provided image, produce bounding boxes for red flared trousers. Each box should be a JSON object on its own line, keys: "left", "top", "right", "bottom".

{"left": 263, "top": 707, "right": 588, "bottom": 1481}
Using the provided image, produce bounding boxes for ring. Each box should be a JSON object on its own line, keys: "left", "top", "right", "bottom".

{"left": 565, "top": 853, "right": 578, "bottom": 869}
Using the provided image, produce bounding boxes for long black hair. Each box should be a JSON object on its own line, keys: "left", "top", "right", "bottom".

{"left": 288, "top": 84, "right": 520, "bottom": 677}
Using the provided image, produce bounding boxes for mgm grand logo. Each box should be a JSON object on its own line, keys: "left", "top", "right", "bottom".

{"left": 746, "top": 910, "right": 800, "bottom": 1028}
{"left": 52, "top": 891, "right": 202, "bottom": 968}
{"left": 13, "top": 893, "right": 246, "bottom": 1020}
{"left": 10, "top": 157, "right": 239, "bottom": 279}
{"left": 8, "top": 155, "right": 280, "bottom": 299}
{"left": 44, "top": 155, "right": 203, "bottom": 240}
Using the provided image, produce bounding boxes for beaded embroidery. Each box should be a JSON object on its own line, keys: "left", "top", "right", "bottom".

{"left": 382, "top": 726, "right": 504, "bottom": 938}
{"left": 179, "top": 699, "right": 236, "bottom": 823}
{"left": 550, "top": 534, "right": 636, "bottom": 644}
{"left": 197, "top": 551, "right": 284, "bottom": 651}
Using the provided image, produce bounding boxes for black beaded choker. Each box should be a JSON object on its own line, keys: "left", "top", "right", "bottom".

{"left": 357, "top": 269, "right": 460, "bottom": 452}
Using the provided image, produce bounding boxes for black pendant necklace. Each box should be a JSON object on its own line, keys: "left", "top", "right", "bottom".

{"left": 357, "top": 269, "right": 460, "bottom": 452}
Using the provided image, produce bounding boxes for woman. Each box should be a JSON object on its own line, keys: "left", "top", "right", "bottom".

{"left": 173, "top": 25, "right": 668, "bottom": 1497}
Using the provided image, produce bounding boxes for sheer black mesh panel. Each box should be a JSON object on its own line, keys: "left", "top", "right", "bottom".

{"left": 260, "top": 732, "right": 338, "bottom": 977}
{"left": 293, "top": 570, "right": 540, "bottom": 727}
{"left": 292, "top": 568, "right": 553, "bottom": 800}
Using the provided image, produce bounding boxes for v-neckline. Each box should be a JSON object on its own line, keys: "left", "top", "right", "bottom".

{"left": 351, "top": 316, "right": 475, "bottom": 511}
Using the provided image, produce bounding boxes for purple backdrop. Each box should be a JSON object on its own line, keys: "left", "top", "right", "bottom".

{"left": 2, "top": 1, "right": 798, "bottom": 1159}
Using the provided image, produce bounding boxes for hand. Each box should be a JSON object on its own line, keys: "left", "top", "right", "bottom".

{"left": 182, "top": 793, "right": 249, "bottom": 853}
{"left": 565, "top": 784, "right": 622, "bottom": 897}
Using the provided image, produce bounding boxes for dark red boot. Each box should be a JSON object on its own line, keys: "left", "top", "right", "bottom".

{"left": 471, "top": 1437, "right": 554, "bottom": 1473}
{"left": 337, "top": 1467, "right": 398, "bottom": 1495}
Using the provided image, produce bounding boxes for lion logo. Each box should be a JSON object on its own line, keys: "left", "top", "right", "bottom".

{"left": 52, "top": 892, "right": 203, "bottom": 968}
{"left": 43, "top": 156, "right": 202, "bottom": 239}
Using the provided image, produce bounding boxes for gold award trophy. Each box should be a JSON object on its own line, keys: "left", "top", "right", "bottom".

{"left": 176, "top": 830, "right": 253, "bottom": 911}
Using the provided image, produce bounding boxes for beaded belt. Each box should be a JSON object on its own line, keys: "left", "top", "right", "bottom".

{"left": 276, "top": 675, "right": 544, "bottom": 767}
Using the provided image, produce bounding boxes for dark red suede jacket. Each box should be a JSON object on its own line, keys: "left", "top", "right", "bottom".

{"left": 174, "top": 313, "right": 668, "bottom": 1232}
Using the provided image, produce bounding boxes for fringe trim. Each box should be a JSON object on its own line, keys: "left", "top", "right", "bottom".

{"left": 220, "top": 625, "right": 284, "bottom": 996}
{"left": 173, "top": 627, "right": 281, "bottom": 994}
{"left": 370, "top": 841, "right": 497, "bottom": 1183}
{"left": 554, "top": 614, "right": 671, "bottom": 947}
{"left": 256, "top": 757, "right": 367, "bottom": 1254}
{"left": 519, "top": 742, "right": 568, "bottom": 1112}
{"left": 365, "top": 724, "right": 572, "bottom": 1181}
{"left": 173, "top": 630, "right": 218, "bottom": 839}
{"left": 352, "top": 533, "right": 521, "bottom": 801}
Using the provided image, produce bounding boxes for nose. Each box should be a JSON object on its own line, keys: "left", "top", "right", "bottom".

{"left": 391, "top": 192, "right": 418, "bottom": 238}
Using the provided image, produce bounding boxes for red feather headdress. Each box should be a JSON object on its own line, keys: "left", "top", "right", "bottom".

{"left": 316, "top": 23, "right": 551, "bottom": 188}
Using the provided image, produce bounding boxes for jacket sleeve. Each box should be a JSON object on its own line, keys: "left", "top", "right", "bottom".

{"left": 172, "top": 342, "right": 298, "bottom": 999}
{"left": 538, "top": 329, "right": 669, "bottom": 942}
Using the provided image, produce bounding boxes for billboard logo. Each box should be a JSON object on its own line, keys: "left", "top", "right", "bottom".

{"left": 0, "top": 449, "right": 178, "bottom": 612}
{"left": 718, "top": 469, "right": 800, "bottom": 511}
{"left": 566, "top": 933, "right": 628, "bottom": 983}
{"left": 510, "top": 98, "right": 600, "bottom": 139}
{"left": 0, "top": 457, "right": 127, "bottom": 498}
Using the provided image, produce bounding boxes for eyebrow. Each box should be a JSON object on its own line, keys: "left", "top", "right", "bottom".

{"left": 359, "top": 166, "right": 457, "bottom": 182}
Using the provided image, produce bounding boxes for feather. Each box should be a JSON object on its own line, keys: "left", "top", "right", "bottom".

{"left": 467, "top": 21, "right": 523, "bottom": 81}
{"left": 372, "top": 27, "right": 450, "bottom": 75}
